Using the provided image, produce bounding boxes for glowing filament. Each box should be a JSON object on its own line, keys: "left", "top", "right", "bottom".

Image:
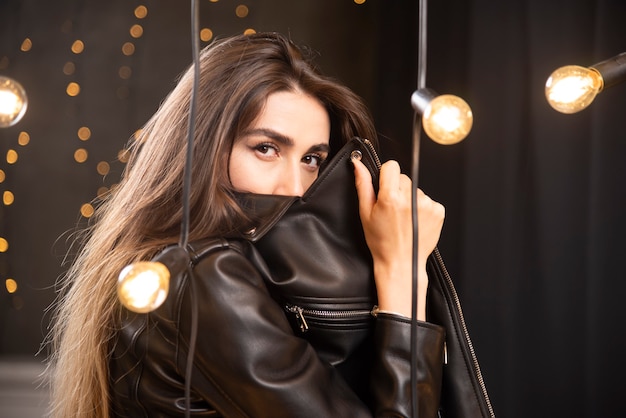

{"left": 422, "top": 95, "right": 473, "bottom": 145}
{"left": 545, "top": 65, "right": 603, "bottom": 114}
{"left": 0, "top": 77, "right": 28, "bottom": 128}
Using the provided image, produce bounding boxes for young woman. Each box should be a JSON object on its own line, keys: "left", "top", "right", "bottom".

{"left": 48, "top": 32, "right": 446, "bottom": 417}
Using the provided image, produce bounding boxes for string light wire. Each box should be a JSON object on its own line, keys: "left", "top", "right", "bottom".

{"left": 182, "top": 0, "right": 200, "bottom": 416}
{"left": 411, "top": 0, "right": 428, "bottom": 415}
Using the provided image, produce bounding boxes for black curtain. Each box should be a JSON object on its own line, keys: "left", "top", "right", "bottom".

{"left": 1, "top": 1, "right": 626, "bottom": 417}
{"left": 413, "top": 1, "right": 626, "bottom": 417}
{"left": 362, "top": 0, "right": 626, "bottom": 416}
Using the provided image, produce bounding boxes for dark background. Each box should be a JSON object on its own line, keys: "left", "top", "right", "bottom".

{"left": 1, "top": 1, "right": 626, "bottom": 417}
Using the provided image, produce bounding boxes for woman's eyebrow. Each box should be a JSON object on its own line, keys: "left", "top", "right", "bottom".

{"left": 308, "top": 143, "right": 330, "bottom": 154}
{"left": 242, "top": 128, "right": 294, "bottom": 146}
{"left": 243, "top": 128, "right": 330, "bottom": 153}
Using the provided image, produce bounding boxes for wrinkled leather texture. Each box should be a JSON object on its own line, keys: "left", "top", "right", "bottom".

{"left": 110, "top": 138, "right": 492, "bottom": 417}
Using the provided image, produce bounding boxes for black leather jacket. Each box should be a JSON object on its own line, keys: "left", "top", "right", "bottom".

{"left": 110, "top": 196, "right": 446, "bottom": 418}
{"left": 109, "top": 138, "right": 454, "bottom": 417}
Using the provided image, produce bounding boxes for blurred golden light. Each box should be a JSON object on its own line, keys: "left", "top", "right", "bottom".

{"left": 200, "top": 28, "right": 213, "bottom": 42}
{"left": 71, "top": 40, "right": 85, "bottom": 54}
{"left": 235, "top": 5, "right": 249, "bottom": 18}
{"left": 77, "top": 126, "right": 91, "bottom": 141}
{"left": 118, "top": 148, "right": 131, "bottom": 163}
{"left": 118, "top": 261, "right": 170, "bottom": 313}
{"left": 18, "top": 131, "right": 30, "bottom": 146}
{"left": 0, "top": 237, "right": 8, "bottom": 252}
{"left": 135, "top": 5, "right": 148, "bottom": 19}
{"left": 66, "top": 82, "right": 80, "bottom": 96}
{"left": 74, "top": 148, "right": 88, "bottom": 163}
{"left": 0, "top": 170, "right": 5, "bottom": 182}
{"left": 118, "top": 66, "right": 132, "bottom": 80}
{"left": 412, "top": 90, "right": 473, "bottom": 145}
{"left": 6, "top": 149, "right": 18, "bottom": 164}
{"left": 354, "top": 0, "right": 366, "bottom": 4}
{"left": 122, "top": 42, "right": 135, "bottom": 56}
{"left": 20, "top": 38, "right": 32, "bottom": 52}
{"left": 130, "top": 24, "right": 144, "bottom": 39}
{"left": 63, "top": 61, "right": 75, "bottom": 75}
{"left": 243, "top": 28, "right": 256, "bottom": 35}
{"left": 97, "top": 186, "right": 109, "bottom": 199}
{"left": 97, "top": 161, "right": 111, "bottom": 175}
{"left": 3, "top": 191, "right": 14, "bottom": 206}
{"left": 0, "top": 76, "right": 28, "bottom": 127}
{"left": 80, "top": 203, "right": 94, "bottom": 218}
{"left": 545, "top": 65, "right": 603, "bottom": 114}
{"left": 422, "top": 95, "right": 473, "bottom": 145}
{"left": 5, "top": 279, "right": 17, "bottom": 294}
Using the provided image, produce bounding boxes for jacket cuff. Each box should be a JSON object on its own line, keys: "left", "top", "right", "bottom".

{"left": 371, "top": 315, "right": 445, "bottom": 418}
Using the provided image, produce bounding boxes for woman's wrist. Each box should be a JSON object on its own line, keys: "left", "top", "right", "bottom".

{"left": 374, "top": 264, "right": 429, "bottom": 320}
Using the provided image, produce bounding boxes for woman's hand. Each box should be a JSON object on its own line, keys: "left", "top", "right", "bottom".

{"left": 353, "top": 158, "right": 445, "bottom": 320}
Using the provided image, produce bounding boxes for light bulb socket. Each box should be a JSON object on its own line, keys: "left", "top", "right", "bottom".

{"left": 411, "top": 88, "right": 438, "bottom": 115}
{"left": 592, "top": 52, "right": 626, "bottom": 90}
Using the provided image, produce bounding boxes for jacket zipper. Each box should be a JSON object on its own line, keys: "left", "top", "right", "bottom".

{"left": 364, "top": 137, "right": 494, "bottom": 417}
{"left": 433, "top": 248, "right": 495, "bottom": 418}
{"left": 361, "top": 138, "right": 382, "bottom": 170}
{"left": 284, "top": 303, "right": 373, "bottom": 333}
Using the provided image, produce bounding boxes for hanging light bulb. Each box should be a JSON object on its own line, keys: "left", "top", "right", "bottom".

{"left": 545, "top": 52, "right": 626, "bottom": 114}
{"left": 545, "top": 65, "right": 603, "bottom": 113}
{"left": 411, "top": 88, "right": 473, "bottom": 145}
{"left": 118, "top": 261, "right": 170, "bottom": 313}
{"left": 117, "top": 245, "right": 189, "bottom": 313}
{"left": 0, "top": 76, "right": 28, "bottom": 128}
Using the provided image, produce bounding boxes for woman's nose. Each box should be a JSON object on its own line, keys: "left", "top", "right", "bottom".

{"left": 275, "top": 162, "right": 305, "bottom": 196}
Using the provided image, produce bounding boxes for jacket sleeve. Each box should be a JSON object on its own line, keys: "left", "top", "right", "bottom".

{"left": 177, "top": 247, "right": 445, "bottom": 418}
{"left": 371, "top": 313, "right": 445, "bottom": 417}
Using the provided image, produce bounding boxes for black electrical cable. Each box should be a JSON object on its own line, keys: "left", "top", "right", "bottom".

{"left": 411, "top": 0, "right": 428, "bottom": 416}
{"left": 182, "top": 0, "right": 200, "bottom": 417}
{"left": 181, "top": 0, "right": 200, "bottom": 250}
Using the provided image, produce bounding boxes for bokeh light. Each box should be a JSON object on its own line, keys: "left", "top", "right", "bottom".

{"left": 80, "top": 203, "right": 94, "bottom": 218}
{"left": 5, "top": 279, "right": 17, "bottom": 294}
{"left": 74, "top": 148, "right": 88, "bottom": 163}
{"left": 71, "top": 40, "right": 85, "bottom": 54}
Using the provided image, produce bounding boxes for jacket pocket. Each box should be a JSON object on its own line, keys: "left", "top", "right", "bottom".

{"left": 283, "top": 301, "right": 375, "bottom": 367}
{"left": 284, "top": 302, "right": 374, "bottom": 333}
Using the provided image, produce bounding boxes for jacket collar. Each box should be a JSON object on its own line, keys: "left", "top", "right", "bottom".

{"left": 233, "top": 192, "right": 297, "bottom": 242}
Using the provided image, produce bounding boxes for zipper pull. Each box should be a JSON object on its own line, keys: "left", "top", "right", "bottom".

{"left": 295, "top": 306, "right": 309, "bottom": 332}
{"left": 285, "top": 304, "right": 309, "bottom": 333}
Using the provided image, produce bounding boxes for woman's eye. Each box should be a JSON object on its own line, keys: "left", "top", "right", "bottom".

{"left": 253, "top": 143, "right": 279, "bottom": 158}
{"left": 302, "top": 154, "right": 325, "bottom": 170}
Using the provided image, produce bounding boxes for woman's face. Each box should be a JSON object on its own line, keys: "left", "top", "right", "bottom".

{"left": 229, "top": 90, "right": 331, "bottom": 196}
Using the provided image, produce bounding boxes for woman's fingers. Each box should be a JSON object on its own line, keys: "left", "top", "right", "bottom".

{"left": 352, "top": 157, "right": 376, "bottom": 220}
{"left": 353, "top": 159, "right": 445, "bottom": 260}
{"left": 377, "top": 160, "right": 401, "bottom": 200}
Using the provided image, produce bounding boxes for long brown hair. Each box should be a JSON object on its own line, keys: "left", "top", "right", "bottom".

{"left": 46, "top": 32, "right": 377, "bottom": 417}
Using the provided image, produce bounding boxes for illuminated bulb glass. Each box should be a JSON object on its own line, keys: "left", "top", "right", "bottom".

{"left": 422, "top": 94, "right": 473, "bottom": 145}
{"left": 118, "top": 261, "right": 170, "bottom": 313}
{"left": 545, "top": 65, "right": 603, "bottom": 114}
{"left": 0, "top": 76, "right": 28, "bottom": 128}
